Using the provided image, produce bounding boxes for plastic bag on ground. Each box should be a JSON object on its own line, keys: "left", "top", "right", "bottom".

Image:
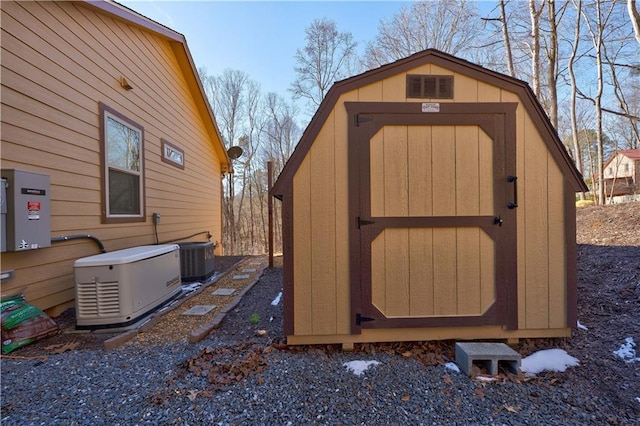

{"left": 1, "top": 293, "right": 59, "bottom": 354}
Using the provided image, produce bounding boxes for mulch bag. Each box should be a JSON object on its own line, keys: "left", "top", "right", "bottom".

{"left": 1, "top": 293, "right": 59, "bottom": 354}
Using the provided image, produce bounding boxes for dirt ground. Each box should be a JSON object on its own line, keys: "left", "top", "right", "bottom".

{"left": 566, "top": 202, "right": 640, "bottom": 418}
{"left": 4, "top": 203, "right": 639, "bottom": 419}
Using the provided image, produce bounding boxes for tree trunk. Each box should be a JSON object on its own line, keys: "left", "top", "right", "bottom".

{"left": 569, "top": 0, "right": 585, "bottom": 200}
{"left": 500, "top": 0, "right": 516, "bottom": 77}
{"left": 546, "top": 0, "right": 559, "bottom": 129}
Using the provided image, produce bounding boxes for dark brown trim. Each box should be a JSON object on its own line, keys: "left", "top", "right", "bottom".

{"left": 272, "top": 49, "right": 587, "bottom": 199}
{"left": 98, "top": 102, "right": 146, "bottom": 224}
{"left": 565, "top": 179, "right": 578, "bottom": 327}
{"left": 503, "top": 108, "right": 519, "bottom": 330}
{"left": 161, "top": 139, "right": 185, "bottom": 169}
{"left": 348, "top": 102, "right": 517, "bottom": 331}
{"left": 282, "top": 185, "right": 295, "bottom": 336}
{"left": 361, "top": 303, "right": 500, "bottom": 329}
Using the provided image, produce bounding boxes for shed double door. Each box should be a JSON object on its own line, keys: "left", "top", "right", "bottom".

{"left": 347, "top": 102, "right": 518, "bottom": 332}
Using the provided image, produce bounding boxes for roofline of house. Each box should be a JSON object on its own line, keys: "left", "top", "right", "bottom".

{"left": 603, "top": 148, "right": 640, "bottom": 169}
{"left": 80, "top": 0, "right": 231, "bottom": 172}
{"left": 271, "top": 49, "right": 588, "bottom": 199}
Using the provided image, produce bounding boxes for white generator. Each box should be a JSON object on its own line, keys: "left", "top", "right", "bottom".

{"left": 74, "top": 244, "right": 181, "bottom": 331}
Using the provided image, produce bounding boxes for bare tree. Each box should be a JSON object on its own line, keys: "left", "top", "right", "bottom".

{"left": 581, "top": 0, "right": 610, "bottom": 204}
{"left": 568, "top": 0, "right": 585, "bottom": 198}
{"left": 629, "top": 0, "right": 640, "bottom": 44}
{"left": 363, "top": 0, "right": 481, "bottom": 69}
{"left": 291, "top": 18, "right": 358, "bottom": 111}
{"left": 500, "top": 0, "right": 516, "bottom": 77}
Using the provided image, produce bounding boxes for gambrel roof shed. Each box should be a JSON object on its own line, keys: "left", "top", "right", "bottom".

{"left": 272, "top": 49, "right": 587, "bottom": 348}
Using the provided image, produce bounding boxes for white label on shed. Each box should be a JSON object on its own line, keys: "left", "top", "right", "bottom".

{"left": 422, "top": 102, "right": 440, "bottom": 113}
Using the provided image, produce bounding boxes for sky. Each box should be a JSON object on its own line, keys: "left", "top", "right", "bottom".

{"left": 119, "top": 1, "right": 415, "bottom": 97}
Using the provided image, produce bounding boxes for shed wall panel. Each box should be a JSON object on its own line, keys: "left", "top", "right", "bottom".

{"left": 293, "top": 156, "right": 312, "bottom": 335}
{"left": 523, "top": 111, "right": 551, "bottom": 329}
{"left": 309, "top": 110, "right": 337, "bottom": 335}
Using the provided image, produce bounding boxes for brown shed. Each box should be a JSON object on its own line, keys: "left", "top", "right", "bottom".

{"left": 271, "top": 50, "right": 588, "bottom": 348}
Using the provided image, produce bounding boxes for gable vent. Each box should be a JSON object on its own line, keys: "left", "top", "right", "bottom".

{"left": 407, "top": 74, "right": 454, "bottom": 99}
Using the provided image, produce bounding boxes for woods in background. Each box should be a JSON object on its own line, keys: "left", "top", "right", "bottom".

{"left": 200, "top": 0, "right": 639, "bottom": 254}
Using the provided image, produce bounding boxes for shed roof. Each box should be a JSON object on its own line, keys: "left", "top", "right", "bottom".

{"left": 272, "top": 49, "right": 588, "bottom": 198}
{"left": 80, "top": 0, "right": 231, "bottom": 171}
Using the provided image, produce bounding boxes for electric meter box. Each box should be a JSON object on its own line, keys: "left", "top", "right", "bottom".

{"left": 1, "top": 169, "right": 51, "bottom": 251}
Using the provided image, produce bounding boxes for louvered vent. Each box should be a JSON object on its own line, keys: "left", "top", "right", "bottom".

{"left": 406, "top": 74, "right": 454, "bottom": 99}
{"left": 76, "top": 280, "right": 120, "bottom": 317}
{"left": 178, "top": 242, "right": 215, "bottom": 282}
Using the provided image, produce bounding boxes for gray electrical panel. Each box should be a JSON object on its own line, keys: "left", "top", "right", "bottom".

{"left": 1, "top": 178, "right": 7, "bottom": 252}
{"left": 1, "top": 169, "right": 51, "bottom": 251}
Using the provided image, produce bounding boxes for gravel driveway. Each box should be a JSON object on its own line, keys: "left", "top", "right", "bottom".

{"left": 2, "top": 204, "right": 639, "bottom": 425}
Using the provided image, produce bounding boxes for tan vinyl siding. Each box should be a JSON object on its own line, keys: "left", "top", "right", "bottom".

{"left": 1, "top": 1, "right": 223, "bottom": 313}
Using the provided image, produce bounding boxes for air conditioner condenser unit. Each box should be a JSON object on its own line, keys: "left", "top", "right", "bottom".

{"left": 74, "top": 244, "right": 181, "bottom": 331}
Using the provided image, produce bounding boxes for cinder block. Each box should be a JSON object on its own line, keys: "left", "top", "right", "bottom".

{"left": 455, "top": 342, "right": 521, "bottom": 376}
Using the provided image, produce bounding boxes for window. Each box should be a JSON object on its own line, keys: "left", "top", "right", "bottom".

{"left": 99, "top": 103, "right": 145, "bottom": 223}
{"left": 406, "top": 75, "right": 454, "bottom": 99}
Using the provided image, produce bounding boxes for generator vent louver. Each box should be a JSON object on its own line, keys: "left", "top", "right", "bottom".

{"left": 178, "top": 241, "right": 215, "bottom": 282}
{"left": 76, "top": 280, "right": 120, "bottom": 317}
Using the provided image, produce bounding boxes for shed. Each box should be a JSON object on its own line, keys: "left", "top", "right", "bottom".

{"left": 271, "top": 49, "right": 588, "bottom": 348}
{"left": 1, "top": 1, "right": 229, "bottom": 316}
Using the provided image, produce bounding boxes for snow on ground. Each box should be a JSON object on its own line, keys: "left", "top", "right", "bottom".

{"left": 270, "top": 291, "right": 282, "bottom": 306}
{"left": 577, "top": 320, "right": 588, "bottom": 330}
{"left": 343, "top": 360, "right": 381, "bottom": 376}
{"left": 520, "top": 349, "right": 580, "bottom": 375}
{"left": 444, "top": 362, "right": 460, "bottom": 373}
{"left": 613, "top": 337, "right": 640, "bottom": 363}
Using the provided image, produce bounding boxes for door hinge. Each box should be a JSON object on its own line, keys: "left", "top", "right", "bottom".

{"left": 356, "top": 217, "right": 375, "bottom": 229}
{"left": 355, "top": 114, "right": 373, "bottom": 127}
{"left": 355, "top": 313, "right": 375, "bottom": 325}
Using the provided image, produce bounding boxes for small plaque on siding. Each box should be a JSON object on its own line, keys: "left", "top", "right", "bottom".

{"left": 422, "top": 102, "right": 440, "bottom": 113}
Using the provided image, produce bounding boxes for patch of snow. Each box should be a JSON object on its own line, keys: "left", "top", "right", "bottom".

{"left": 343, "top": 360, "right": 380, "bottom": 376}
{"left": 444, "top": 362, "right": 460, "bottom": 373}
{"left": 613, "top": 337, "right": 640, "bottom": 363}
{"left": 520, "top": 349, "right": 580, "bottom": 375}
{"left": 636, "top": 397, "right": 640, "bottom": 404}
{"left": 476, "top": 376, "right": 496, "bottom": 382}
{"left": 271, "top": 291, "right": 282, "bottom": 306}
{"left": 182, "top": 282, "right": 201, "bottom": 293}
{"left": 577, "top": 321, "right": 588, "bottom": 330}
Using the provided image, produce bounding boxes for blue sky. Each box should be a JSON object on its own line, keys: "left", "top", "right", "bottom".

{"left": 120, "top": 1, "right": 413, "bottom": 97}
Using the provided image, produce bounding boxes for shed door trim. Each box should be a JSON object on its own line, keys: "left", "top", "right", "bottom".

{"left": 347, "top": 102, "right": 518, "bottom": 334}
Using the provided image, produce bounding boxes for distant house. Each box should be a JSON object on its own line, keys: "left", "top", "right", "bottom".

{"left": 1, "top": 1, "right": 230, "bottom": 316}
{"left": 602, "top": 149, "right": 640, "bottom": 202}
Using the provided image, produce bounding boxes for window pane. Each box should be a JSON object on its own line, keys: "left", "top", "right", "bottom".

{"left": 109, "top": 168, "right": 140, "bottom": 215}
{"left": 107, "top": 117, "right": 140, "bottom": 171}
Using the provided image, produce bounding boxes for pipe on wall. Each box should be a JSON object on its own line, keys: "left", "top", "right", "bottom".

{"left": 157, "top": 231, "right": 212, "bottom": 245}
{"left": 51, "top": 234, "right": 107, "bottom": 253}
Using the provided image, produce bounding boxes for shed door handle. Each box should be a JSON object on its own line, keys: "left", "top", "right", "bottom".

{"left": 507, "top": 175, "right": 518, "bottom": 209}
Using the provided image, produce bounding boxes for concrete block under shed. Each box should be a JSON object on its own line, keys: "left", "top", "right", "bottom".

{"left": 455, "top": 342, "right": 521, "bottom": 376}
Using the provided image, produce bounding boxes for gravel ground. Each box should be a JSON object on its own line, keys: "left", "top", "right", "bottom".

{"left": 2, "top": 204, "right": 639, "bottom": 425}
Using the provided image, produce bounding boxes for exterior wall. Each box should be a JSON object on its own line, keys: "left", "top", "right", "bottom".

{"left": 1, "top": 1, "right": 223, "bottom": 314}
{"left": 602, "top": 153, "right": 638, "bottom": 197}
{"left": 289, "top": 62, "right": 571, "bottom": 342}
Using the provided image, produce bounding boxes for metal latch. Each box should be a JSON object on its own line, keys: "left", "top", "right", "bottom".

{"left": 355, "top": 313, "right": 375, "bottom": 325}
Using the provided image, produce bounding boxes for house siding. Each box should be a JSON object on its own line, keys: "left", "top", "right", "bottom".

{"left": 1, "top": 1, "right": 223, "bottom": 314}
